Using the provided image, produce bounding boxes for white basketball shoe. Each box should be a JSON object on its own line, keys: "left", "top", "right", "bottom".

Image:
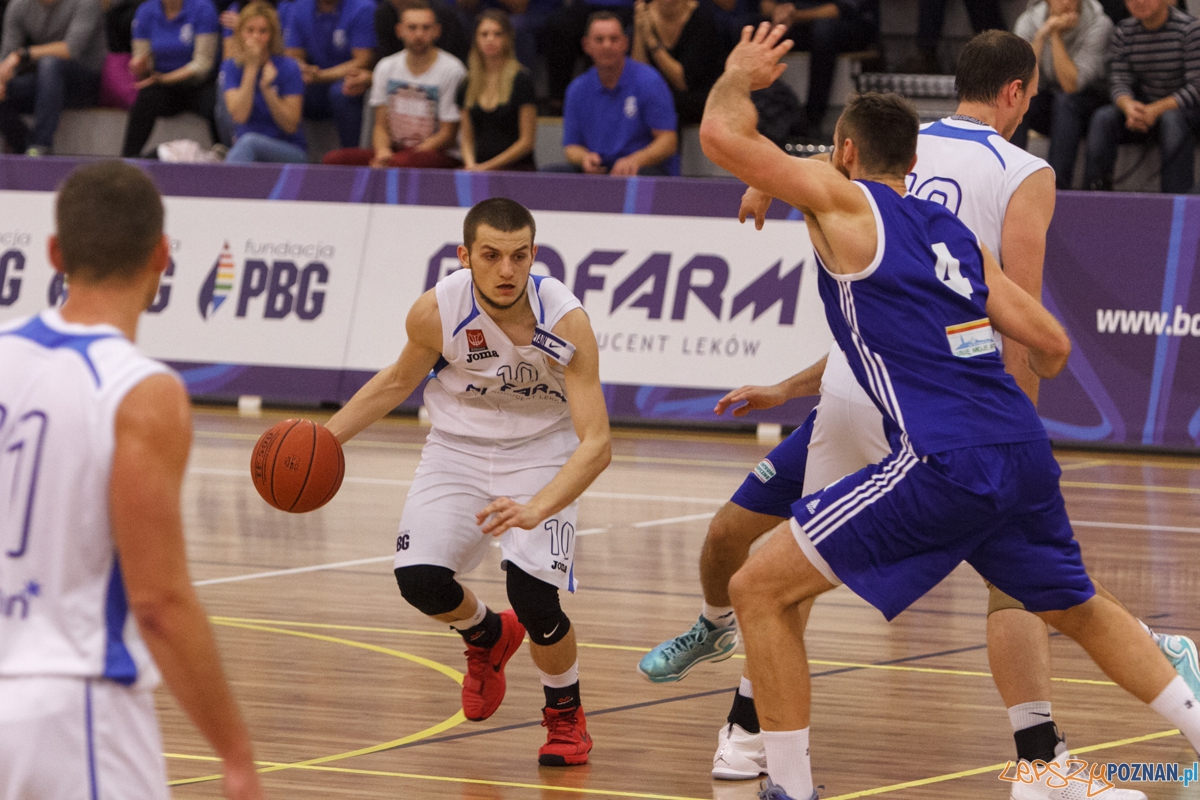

{"left": 1008, "top": 753, "right": 1147, "bottom": 800}
{"left": 712, "top": 722, "right": 767, "bottom": 780}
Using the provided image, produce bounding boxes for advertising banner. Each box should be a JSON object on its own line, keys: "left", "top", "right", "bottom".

{"left": 0, "top": 159, "right": 1197, "bottom": 448}
{"left": 348, "top": 205, "right": 830, "bottom": 389}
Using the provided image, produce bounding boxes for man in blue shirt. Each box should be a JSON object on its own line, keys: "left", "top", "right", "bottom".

{"left": 285, "top": 0, "right": 375, "bottom": 147}
{"left": 560, "top": 11, "right": 678, "bottom": 176}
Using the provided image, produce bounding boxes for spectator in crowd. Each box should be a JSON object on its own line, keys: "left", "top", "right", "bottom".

{"left": 1083, "top": 0, "right": 1200, "bottom": 193}
{"left": 374, "top": 0, "right": 468, "bottom": 62}
{"left": 122, "top": 0, "right": 221, "bottom": 156}
{"left": 763, "top": 0, "right": 879, "bottom": 138}
{"left": 540, "top": 0, "right": 632, "bottom": 111}
{"left": 323, "top": 1, "right": 465, "bottom": 167}
{"left": 285, "top": 0, "right": 374, "bottom": 148}
{"left": 559, "top": 11, "right": 678, "bottom": 174}
{"left": 457, "top": 0, "right": 560, "bottom": 70}
{"left": 1011, "top": 0, "right": 1112, "bottom": 189}
{"left": 458, "top": 10, "right": 536, "bottom": 169}
{"left": 900, "top": 0, "right": 1006, "bottom": 73}
{"left": 631, "top": 0, "right": 729, "bottom": 125}
{"left": 221, "top": 1, "right": 307, "bottom": 161}
{"left": 0, "top": 0, "right": 107, "bottom": 155}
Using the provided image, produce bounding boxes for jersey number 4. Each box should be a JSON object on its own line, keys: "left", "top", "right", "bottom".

{"left": 932, "top": 242, "right": 974, "bottom": 300}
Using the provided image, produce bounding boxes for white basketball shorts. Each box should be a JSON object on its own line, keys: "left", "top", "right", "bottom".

{"left": 803, "top": 384, "right": 891, "bottom": 496}
{"left": 395, "top": 426, "right": 580, "bottom": 591}
{"left": 0, "top": 676, "right": 168, "bottom": 800}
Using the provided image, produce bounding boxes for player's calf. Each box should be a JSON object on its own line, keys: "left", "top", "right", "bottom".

{"left": 394, "top": 564, "right": 526, "bottom": 722}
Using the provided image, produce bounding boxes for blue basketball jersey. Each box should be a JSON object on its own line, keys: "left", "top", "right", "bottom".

{"left": 815, "top": 181, "right": 1046, "bottom": 456}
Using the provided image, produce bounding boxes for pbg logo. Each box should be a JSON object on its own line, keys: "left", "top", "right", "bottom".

{"left": 198, "top": 240, "right": 329, "bottom": 321}
{"left": 0, "top": 243, "right": 30, "bottom": 307}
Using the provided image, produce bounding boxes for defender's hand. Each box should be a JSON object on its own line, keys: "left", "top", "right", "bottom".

{"left": 738, "top": 186, "right": 773, "bottom": 229}
{"left": 726, "top": 22, "right": 793, "bottom": 91}
{"left": 714, "top": 383, "right": 788, "bottom": 416}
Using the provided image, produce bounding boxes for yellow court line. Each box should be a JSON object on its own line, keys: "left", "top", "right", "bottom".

{"left": 822, "top": 728, "right": 1182, "bottom": 799}
{"left": 207, "top": 617, "right": 1116, "bottom": 685}
{"left": 169, "top": 620, "right": 468, "bottom": 787}
{"left": 165, "top": 753, "right": 710, "bottom": 800}
{"left": 1060, "top": 480, "right": 1200, "bottom": 496}
{"left": 165, "top": 730, "right": 1183, "bottom": 799}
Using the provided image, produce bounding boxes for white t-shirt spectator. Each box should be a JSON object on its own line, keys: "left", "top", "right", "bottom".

{"left": 369, "top": 48, "right": 466, "bottom": 156}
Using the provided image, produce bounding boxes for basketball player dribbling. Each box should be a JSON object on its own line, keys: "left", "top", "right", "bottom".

{"left": 0, "top": 161, "right": 265, "bottom": 800}
{"left": 643, "top": 30, "right": 1199, "bottom": 800}
{"left": 324, "top": 198, "right": 611, "bottom": 765}
{"left": 697, "top": 24, "right": 1200, "bottom": 800}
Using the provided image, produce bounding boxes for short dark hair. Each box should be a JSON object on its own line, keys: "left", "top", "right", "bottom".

{"left": 55, "top": 161, "right": 164, "bottom": 283}
{"left": 955, "top": 30, "right": 1036, "bottom": 104}
{"left": 399, "top": 0, "right": 435, "bottom": 22}
{"left": 838, "top": 93, "right": 920, "bottom": 176}
{"left": 585, "top": 10, "right": 623, "bottom": 37}
{"left": 463, "top": 197, "right": 536, "bottom": 249}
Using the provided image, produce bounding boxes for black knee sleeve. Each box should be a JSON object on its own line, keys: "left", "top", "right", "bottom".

{"left": 506, "top": 564, "right": 571, "bottom": 646}
{"left": 394, "top": 564, "right": 464, "bottom": 616}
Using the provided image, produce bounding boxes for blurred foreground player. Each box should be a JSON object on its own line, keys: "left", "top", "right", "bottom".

{"left": 0, "top": 161, "right": 265, "bottom": 800}
{"left": 325, "top": 198, "right": 611, "bottom": 765}
{"left": 700, "top": 25, "right": 1200, "bottom": 800}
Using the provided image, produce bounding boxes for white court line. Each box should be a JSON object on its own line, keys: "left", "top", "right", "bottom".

{"left": 632, "top": 512, "right": 717, "bottom": 528}
{"left": 194, "top": 511, "right": 717, "bottom": 585}
{"left": 1074, "top": 520, "right": 1200, "bottom": 535}
{"left": 193, "top": 514, "right": 1198, "bottom": 587}
{"left": 193, "top": 556, "right": 394, "bottom": 586}
{"left": 186, "top": 468, "right": 721, "bottom": 504}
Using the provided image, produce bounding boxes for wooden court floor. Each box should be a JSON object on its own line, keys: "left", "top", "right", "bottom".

{"left": 164, "top": 406, "right": 1200, "bottom": 799}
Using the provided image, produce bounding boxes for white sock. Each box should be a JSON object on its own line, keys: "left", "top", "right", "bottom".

{"left": 703, "top": 603, "right": 736, "bottom": 629}
{"left": 1150, "top": 675, "right": 1200, "bottom": 752}
{"left": 538, "top": 661, "right": 579, "bottom": 688}
{"left": 761, "top": 728, "right": 813, "bottom": 799}
{"left": 1008, "top": 701, "right": 1053, "bottom": 733}
{"left": 448, "top": 596, "right": 486, "bottom": 631}
{"left": 738, "top": 675, "right": 754, "bottom": 699}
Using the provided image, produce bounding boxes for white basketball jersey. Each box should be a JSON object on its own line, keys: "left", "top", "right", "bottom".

{"left": 0, "top": 309, "right": 172, "bottom": 688}
{"left": 824, "top": 116, "right": 1052, "bottom": 400}
{"left": 423, "top": 269, "right": 583, "bottom": 441}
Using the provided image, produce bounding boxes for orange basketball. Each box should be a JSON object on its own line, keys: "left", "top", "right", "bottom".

{"left": 250, "top": 419, "right": 345, "bottom": 513}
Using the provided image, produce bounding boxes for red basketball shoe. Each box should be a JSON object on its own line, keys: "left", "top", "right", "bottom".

{"left": 538, "top": 705, "right": 592, "bottom": 766}
{"left": 461, "top": 609, "right": 525, "bottom": 721}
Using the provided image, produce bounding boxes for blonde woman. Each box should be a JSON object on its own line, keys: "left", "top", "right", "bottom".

{"left": 220, "top": 2, "right": 307, "bottom": 162}
{"left": 457, "top": 10, "right": 536, "bottom": 171}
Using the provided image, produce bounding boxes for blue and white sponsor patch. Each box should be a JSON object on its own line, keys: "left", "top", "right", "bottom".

{"left": 946, "top": 318, "right": 997, "bottom": 358}
{"left": 753, "top": 458, "right": 776, "bottom": 483}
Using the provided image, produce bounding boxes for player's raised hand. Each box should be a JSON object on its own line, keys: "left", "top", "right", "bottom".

{"left": 726, "top": 22, "right": 793, "bottom": 91}
{"left": 714, "top": 383, "right": 789, "bottom": 416}
{"left": 738, "top": 186, "right": 773, "bottom": 230}
{"left": 477, "top": 496, "right": 540, "bottom": 536}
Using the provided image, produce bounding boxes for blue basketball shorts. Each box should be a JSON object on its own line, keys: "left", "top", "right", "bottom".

{"left": 730, "top": 393, "right": 890, "bottom": 518}
{"left": 789, "top": 438, "right": 1095, "bottom": 621}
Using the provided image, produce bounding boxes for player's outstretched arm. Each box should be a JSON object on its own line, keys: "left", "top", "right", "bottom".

{"left": 110, "top": 374, "right": 265, "bottom": 800}
{"left": 998, "top": 167, "right": 1056, "bottom": 403}
{"left": 700, "top": 23, "right": 859, "bottom": 219}
{"left": 477, "top": 308, "right": 612, "bottom": 536}
{"left": 714, "top": 354, "right": 828, "bottom": 416}
{"left": 325, "top": 289, "right": 443, "bottom": 445}
{"left": 981, "top": 245, "right": 1070, "bottom": 379}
